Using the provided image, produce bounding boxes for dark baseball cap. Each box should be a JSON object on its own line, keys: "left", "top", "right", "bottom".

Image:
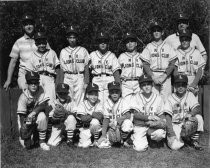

{"left": 108, "top": 81, "right": 121, "bottom": 91}
{"left": 139, "top": 74, "right": 153, "bottom": 84}
{"left": 86, "top": 83, "right": 99, "bottom": 93}
{"left": 25, "top": 71, "right": 40, "bottom": 83}
{"left": 177, "top": 13, "right": 189, "bottom": 21}
{"left": 56, "top": 83, "right": 69, "bottom": 93}
{"left": 34, "top": 32, "right": 47, "bottom": 41}
{"left": 66, "top": 26, "right": 78, "bottom": 36}
{"left": 123, "top": 32, "right": 137, "bottom": 42}
{"left": 22, "top": 14, "right": 34, "bottom": 24}
{"left": 150, "top": 21, "right": 163, "bottom": 32}
{"left": 179, "top": 29, "right": 192, "bottom": 39}
{"left": 174, "top": 74, "right": 188, "bottom": 84}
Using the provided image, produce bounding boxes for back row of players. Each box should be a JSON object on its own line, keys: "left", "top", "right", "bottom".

{"left": 6, "top": 13, "right": 206, "bottom": 151}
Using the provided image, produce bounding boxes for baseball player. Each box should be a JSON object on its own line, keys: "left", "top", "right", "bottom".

{"left": 4, "top": 14, "right": 37, "bottom": 90}
{"left": 174, "top": 29, "right": 206, "bottom": 98}
{"left": 98, "top": 81, "right": 134, "bottom": 148}
{"left": 47, "top": 83, "right": 77, "bottom": 147}
{"left": 118, "top": 32, "right": 144, "bottom": 97}
{"left": 130, "top": 74, "right": 167, "bottom": 151}
{"left": 17, "top": 71, "right": 50, "bottom": 150}
{"left": 89, "top": 32, "right": 121, "bottom": 105}
{"left": 73, "top": 83, "right": 104, "bottom": 148}
{"left": 27, "top": 32, "right": 60, "bottom": 105}
{"left": 165, "top": 74, "right": 204, "bottom": 150}
{"left": 59, "top": 26, "right": 90, "bottom": 106}
{"left": 165, "top": 13, "right": 207, "bottom": 62}
{"left": 141, "top": 22, "right": 177, "bottom": 101}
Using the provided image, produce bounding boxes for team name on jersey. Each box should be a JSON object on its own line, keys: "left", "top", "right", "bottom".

{"left": 178, "top": 61, "right": 198, "bottom": 66}
{"left": 92, "top": 64, "right": 112, "bottom": 69}
{"left": 151, "top": 53, "right": 169, "bottom": 58}
{"left": 63, "top": 59, "right": 85, "bottom": 64}
{"left": 121, "top": 63, "right": 142, "bottom": 68}
{"left": 35, "top": 63, "right": 54, "bottom": 69}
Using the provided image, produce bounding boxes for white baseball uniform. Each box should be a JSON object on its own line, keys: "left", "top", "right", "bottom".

{"left": 165, "top": 91, "right": 204, "bottom": 149}
{"left": 60, "top": 46, "right": 90, "bottom": 106}
{"left": 141, "top": 41, "right": 177, "bottom": 101}
{"left": 165, "top": 32, "right": 207, "bottom": 58}
{"left": 130, "top": 92, "right": 167, "bottom": 151}
{"left": 90, "top": 50, "right": 121, "bottom": 104}
{"left": 17, "top": 86, "right": 49, "bottom": 147}
{"left": 118, "top": 52, "right": 143, "bottom": 97}
{"left": 175, "top": 48, "right": 206, "bottom": 85}
{"left": 28, "top": 49, "right": 60, "bottom": 104}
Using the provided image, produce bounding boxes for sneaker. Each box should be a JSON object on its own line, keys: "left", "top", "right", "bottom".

{"left": 167, "top": 136, "right": 184, "bottom": 150}
{"left": 90, "top": 140, "right": 98, "bottom": 147}
{"left": 191, "top": 141, "right": 203, "bottom": 151}
{"left": 98, "top": 140, "right": 111, "bottom": 148}
{"left": 40, "top": 143, "right": 50, "bottom": 151}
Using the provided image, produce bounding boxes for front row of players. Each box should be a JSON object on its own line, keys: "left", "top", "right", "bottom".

{"left": 17, "top": 71, "right": 204, "bottom": 151}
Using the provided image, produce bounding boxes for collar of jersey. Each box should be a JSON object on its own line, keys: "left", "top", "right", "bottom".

{"left": 139, "top": 92, "right": 155, "bottom": 104}
{"left": 125, "top": 51, "right": 140, "bottom": 58}
{"left": 172, "top": 92, "right": 189, "bottom": 103}
{"left": 24, "top": 34, "right": 34, "bottom": 40}
{"left": 34, "top": 49, "right": 50, "bottom": 58}
{"left": 178, "top": 47, "right": 194, "bottom": 56}
{"left": 151, "top": 41, "right": 165, "bottom": 48}
{"left": 23, "top": 86, "right": 42, "bottom": 99}
{"left": 84, "top": 100, "right": 99, "bottom": 110}
{"left": 96, "top": 50, "right": 111, "bottom": 58}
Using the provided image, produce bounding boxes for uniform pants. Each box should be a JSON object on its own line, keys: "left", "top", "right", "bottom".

{"left": 121, "top": 80, "right": 140, "bottom": 98}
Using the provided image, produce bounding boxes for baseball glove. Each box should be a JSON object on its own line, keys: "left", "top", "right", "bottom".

{"left": 180, "top": 117, "right": 198, "bottom": 139}
{"left": 145, "top": 118, "right": 166, "bottom": 129}
{"left": 52, "top": 104, "right": 67, "bottom": 122}
{"left": 108, "top": 126, "right": 121, "bottom": 144}
{"left": 20, "top": 117, "right": 36, "bottom": 140}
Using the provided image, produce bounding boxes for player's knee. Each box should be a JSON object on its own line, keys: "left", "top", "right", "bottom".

{"left": 90, "top": 118, "right": 100, "bottom": 126}
{"left": 150, "top": 129, "right": 166, "bottom": 141}
{"left": 36, "top": 112, "right": 47, "bottom": 131}
{"left": 133, "top": 144, "right": 148, "bottom": 152}
{"left": 195, "top": 114, "right": 204, "bottom": 132}
{"left": 121, "top": 119, "right": 133, "bottom": 132}
{"left": 65, "top": 115, "right": 77, "bottom": 130}
{"left": 90, "top": 118, "right": 101, "bottom": 133}
{"left": 37, "top": 112, "right": 47, "bottom": 122}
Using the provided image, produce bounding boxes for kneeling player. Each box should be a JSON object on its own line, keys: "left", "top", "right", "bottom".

{"left": 17, "top": 71, "right": 50, "bottom": 150}
{"left": 131, "top": 75, "right": 167, "bottom": 152}
{"left": 47, "top": 83, "right": 76, "bottom": 147}
{"left": 165, "top": 74, "right": 204, "bottom": 150}
{"left": 74, "top": 83, "right": 104, "bottom": 148}
{"left": 98, "top": 81, "right": 134, "bottom": 148}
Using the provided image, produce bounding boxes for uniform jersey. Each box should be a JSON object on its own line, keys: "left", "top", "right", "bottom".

{"left": 74, "top": 100, "right": 103, "bottom": 116}
{"left": 165, "top": 32, "right": 207, "bottom": 57}
{"left": 17, "top": 86, "right": 49, "bottom": 115}
{"left": 141, "top": 41, "right": 177, "bottom": 72}
{"left": 90, "top": 50, "right": 121, "bottom": 75}
{"left": 118, "top": 52, "right": 143, "bottom": 79}
{"left": 60, "top": 46, "right": 90, "bottom": 73}
{"left": 165, "top": 92, "right": 200, "bottom": 123}
{"left": 28, "top": 49, "right": 60, "bottom": 74}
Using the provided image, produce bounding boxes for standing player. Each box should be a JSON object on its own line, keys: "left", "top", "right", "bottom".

{"left": 17, "top": 71, "right": 50, "bottom": 150}
{"left": 130, "top": 75, "right": 167, "bottom": 151}
{"left": 28, "top": 32, "right": 60, "bottom": 104}
{"left": 174, "top": 29, "right": 206, "bottom": 97}
{"left": 118, "top": 32, "right": 144, "bottom": 97}
{"left": 165, "top": 13, "right": 207, "bottom": 62}
{"left": 4, "top": 14, "right": 37, "bottom": 90}
{"left": 141, "top": 22, "right": 177, "bottom": 101}
{"left": 165, "top": 74, "right": 204, "bottom": 150}
{"left": 59, "top": 26, "right": 90, "bottom": 106}
{"left": 89, "top": 32, "right": 121, "bottom": 104}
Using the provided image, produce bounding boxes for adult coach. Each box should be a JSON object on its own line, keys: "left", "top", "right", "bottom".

{"left": 165, "top": 13, "right": 207, "bottom": 62}
{"left": 4, "top": 14, "right": 37, "bottom": 90}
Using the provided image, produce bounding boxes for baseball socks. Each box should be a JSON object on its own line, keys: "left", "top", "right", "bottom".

{"left": 190, "top": 131, "right": 203, "bottom": 150}
{"left": 39, "top": 130, "right": 50, "bottom": 151}
{"left": 67, "top": 130, "right": 75, "bottom": 147}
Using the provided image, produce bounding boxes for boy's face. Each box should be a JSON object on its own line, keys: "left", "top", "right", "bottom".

{"left": 28, "top": 80, "right": 39, "bottom": 93}
{"left": 126, "top": 39, "right": 137, "bottom": 52}
{"left": 140, "top": 82, "right": 153, "bottom": 94}
{"left": 57, "top": 92, "right": 69, "bottom": 102}
{"left": 86, "top": 91, "right": 99, "bottom": 104}
{"left": 175, "top": 82, "right": 187, "bottom": 95}
{"left": 180, "top": 37, "right": 191, "bottom": 50}
{"left": 109, "top": 89, "right": 121, "bottom": 102}
{"left": 23, "top": 21, "right": 34, "bottom": 36}
{"left": 98, "top": 40, "right": 108, "bottom": 52}
{"left": 67, "top": 34, "right": 77, "bottom": 47}
{"left": 152, "top": 27, "right": 163, "bottom": 40}
{"left": 36, "top": 39, "right": 47, "bottom": 53}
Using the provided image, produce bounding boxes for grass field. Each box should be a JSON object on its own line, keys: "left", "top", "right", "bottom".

{"left": 1, "top": 133, "right": 210, "bottom": 168}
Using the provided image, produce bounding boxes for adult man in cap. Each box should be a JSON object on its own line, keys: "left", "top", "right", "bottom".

{"left": 118, "top": 32, "right": 143, "bottom": 97}
{"left": 59, "top": 26, "right": 90, "bottom": 106}
{"left": 165, "top": 13, "right": 207, "bottom": 62}
{"left": 89, "top": 32, "right": 121, "bottom": 105}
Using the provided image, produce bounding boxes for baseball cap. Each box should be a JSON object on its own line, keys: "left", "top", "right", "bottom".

{"left": 66, "top": 26, "right": 78, "bottom": 36}
{"left": 56, "top": 83, "right": 69, "bottom": 93}
{"left": 139, "top": 74, "right": 153, "bottom": 84}
{"left": 22, "top": 14, "right": 34, "bottom": 24}
{"left": 177, "top": 13, "right": 189, "bottom": 21}
{"left": 86, "top": 83, "right": 99, "bottom": 93}
{"left": 96, "top": 32, "right": 109, "bottom": 42}
{"left": 174, "top": 74, "right": 188, "bottom": 84}
{"left": 34, "top": 32, "right": 47, "bottom": 41}
{"left": 123, "top": 32, "right": 137, "bottom": 42}
{"left": 150, "top": 21, "right": 163, "bottom": 32}
{"left": 179, "top": 29, "right": 192, "bottom": 39}
{"left": 25, "top": 71, "right": 40, "bottom": 83}
{"left": 108, "top": 81, "right": 121, "bottom": 91}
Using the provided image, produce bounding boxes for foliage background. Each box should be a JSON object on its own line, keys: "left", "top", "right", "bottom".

{"left": 0, "top": 0, "right": 209, "bottom": 86}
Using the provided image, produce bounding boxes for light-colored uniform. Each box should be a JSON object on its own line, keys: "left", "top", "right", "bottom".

{"left": 9, "top": 34, "right": 37, "bottom": 89}
{"left": 165, "top": 32, "right": 207, "bottom": 58}
{"left": 47, "top": 98, "right": 75, "bottom": 146}
{"left": 60, "top": 46, "right": 90, "bottom": 106}
{"left": 90, "top": 50, "right": 121, "bottom": 104}
{"left": 165, "top": 91, "right": 204, "bottom": 150}
{"left": 17, "top": 86, "right": 49, "bottom": 147}
{"left": 28, "top": 49, "right": 60, "bottom": 104}
{"left": 130, "top": 92, "right": 167, "bottom": 151}
{"left": 175, "top": 48, "right": 206, "bottom": 86}
{"left": 141, "top": 41, "right": 177, "bottom": 101}
{"left": 118, "top": 52, "right": 143, "bottom": 97}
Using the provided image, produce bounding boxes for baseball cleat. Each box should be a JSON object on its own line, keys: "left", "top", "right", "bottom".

{"left": 40, "top": 143, "right": 50, "bottom": 151}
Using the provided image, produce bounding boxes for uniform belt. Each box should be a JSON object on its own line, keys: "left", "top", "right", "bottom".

{"left": 122, "top": 77, "right": 139, "bottom": 81}
{"left": 64, "top": 71, "right": 84, "bottom": 74}
{"left": 39, "top": 71, "right": 56, "bottom": 78}
{"left": 93, "top": 73, "right": 113, "bottom": 77}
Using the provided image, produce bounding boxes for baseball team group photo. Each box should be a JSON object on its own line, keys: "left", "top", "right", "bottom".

{"left": 1, "top": 0, "right": 210, "bottom": 168}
